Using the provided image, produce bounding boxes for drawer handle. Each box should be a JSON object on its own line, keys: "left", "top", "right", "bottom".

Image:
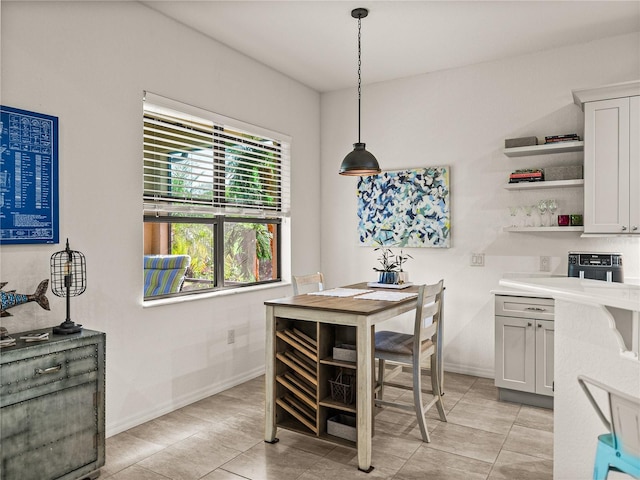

{"left": 525, "top": 307, "right": 546, "bottom": 312}
{"left": 35, "top": 364, "right": 62, "bottom": 375}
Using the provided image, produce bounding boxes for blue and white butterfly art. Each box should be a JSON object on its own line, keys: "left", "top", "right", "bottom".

{"left": 357, "top": 166, "right": 450, "bottom": 248}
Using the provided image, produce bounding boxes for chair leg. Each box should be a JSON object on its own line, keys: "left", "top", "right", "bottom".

{"left": 412, "top": 356, "right": 430, "bottom": 442}
{"left": 593, "top": 440, "right": 611, "bottom": 480}
{"left": 377, "top": 358, "right": 386, "bottom": 401}
{"left": 431, "top": 352, "right": 447, "bottom": 422}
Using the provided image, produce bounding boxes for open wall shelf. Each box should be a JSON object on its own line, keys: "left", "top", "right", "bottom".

{"left": 503, "top": 141, "right": 584, "bottom": 157}
{"left": 503, "top": 226, "right": 584, "bottom": 232}
{"left": 504, "top": 179, "right": 584, "bottom": 190}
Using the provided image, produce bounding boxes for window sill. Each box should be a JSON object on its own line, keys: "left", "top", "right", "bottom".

{"left": 142, "top": 281, "right": 292, "bottom": 308}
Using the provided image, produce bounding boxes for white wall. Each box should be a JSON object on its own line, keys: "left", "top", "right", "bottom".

{"left": 320, "top": 32, "right": 640, "bottom": 377}
{"left": 1, "top": 1, "right": 320, "bottom": 436}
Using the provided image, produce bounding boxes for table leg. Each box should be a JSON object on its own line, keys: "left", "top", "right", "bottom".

{"left": 264, "top": 306, "right": 278, "bottom": 443}
{"left": 356, "top": 319, "right": 374, "bottom": 472}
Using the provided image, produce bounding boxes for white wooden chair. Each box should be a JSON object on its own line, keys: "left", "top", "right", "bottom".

{"left": 292, "top": 272, "right": 325, "bottom": 295}
{"left": 374, "top": 280, "right": 447, "bottom": 442}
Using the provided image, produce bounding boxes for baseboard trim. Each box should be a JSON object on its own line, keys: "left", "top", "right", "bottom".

{"left": 443, "top": 361, "right": 494, "bottom": 379}
{"left": 499, "top": 387, "right": 554, "bottom": 409}
{"left": 106, "top": 366, "right": 265, "bottom": 438}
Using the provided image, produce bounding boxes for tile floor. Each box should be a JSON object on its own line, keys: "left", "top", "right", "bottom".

{"left": 101, "top": 372, "right": 554, "bottom": 480}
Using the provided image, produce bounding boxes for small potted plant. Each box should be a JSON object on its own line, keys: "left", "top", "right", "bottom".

{"left": 373, "top": 246, "right": 400, "bottom": 284}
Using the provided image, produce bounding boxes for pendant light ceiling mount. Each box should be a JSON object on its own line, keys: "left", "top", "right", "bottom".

{"left": 351, "top": 7, "right": 369, "bottom": 19}
{"left": 339, "top": 7, "right": 381, "bottom": 176}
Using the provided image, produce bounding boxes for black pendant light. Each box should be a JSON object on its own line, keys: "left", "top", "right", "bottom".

{"left": 339, "top": 8, "right": 381, "bottom": 176}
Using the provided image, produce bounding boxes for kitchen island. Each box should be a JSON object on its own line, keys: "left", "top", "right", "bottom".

{"left": 499, "top": 277, "right": 639, "bottom": 480}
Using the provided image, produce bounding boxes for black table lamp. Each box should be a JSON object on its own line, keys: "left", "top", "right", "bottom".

{"left": 50, "top": 239, "right": 86, "bottom": 334}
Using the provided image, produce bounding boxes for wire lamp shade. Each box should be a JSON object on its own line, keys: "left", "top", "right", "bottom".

{"left": 50, "top": 238, "right": 86, "bottom": 334}
{"left": 339, "top": 8, "right": 381, "bottom": 176}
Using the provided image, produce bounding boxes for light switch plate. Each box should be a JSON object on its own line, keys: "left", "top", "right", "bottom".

{"left": 540, "top": 256, "right": 550, "bottom": 272}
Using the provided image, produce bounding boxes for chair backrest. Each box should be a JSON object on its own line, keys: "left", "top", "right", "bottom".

{"left": 144, "top": 254, "right": 191, "bottom": 297}
{"left": 414, "top": 279, "right": 444, "bottom": 348}
{"left": 293, "top": 272, "right": 325, "bottom": 295}
{"left": 578, "top": 375, "right": 640, "bottom": 458}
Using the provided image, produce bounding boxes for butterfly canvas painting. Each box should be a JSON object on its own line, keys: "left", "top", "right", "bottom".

{"left": 357, "top": 166, "right": 450, "bottom": 248}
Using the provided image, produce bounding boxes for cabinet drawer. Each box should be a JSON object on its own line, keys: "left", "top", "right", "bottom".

{"left": 0, "top": 343, "right": 99, "bottom": 407}
{"left": 495, "top": 295, "right": 554, "bottom": 321}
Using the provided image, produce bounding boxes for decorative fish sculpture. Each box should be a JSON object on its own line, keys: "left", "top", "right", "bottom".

{"left": 0, "top": 280, "right": 50, "bottom": 317}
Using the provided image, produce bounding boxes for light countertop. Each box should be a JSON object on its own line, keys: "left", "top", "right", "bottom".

{"left": 499, "top": 276, "right": 640, "bottom": 311}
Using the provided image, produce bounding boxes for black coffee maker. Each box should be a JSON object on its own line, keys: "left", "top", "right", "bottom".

{"left": 568, "top": 252, "right": 624, "bottom": 283}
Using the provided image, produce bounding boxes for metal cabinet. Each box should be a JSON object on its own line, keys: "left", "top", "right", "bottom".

{"left": 495, "top": 295, "right": 554, "bottom": 408}
{"left": 0, "top": 328, "right": 105, "bottom": 480}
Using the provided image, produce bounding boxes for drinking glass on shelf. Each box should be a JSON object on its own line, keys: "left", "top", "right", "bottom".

{"left": 547, "top": 199, "right": 558, "bottom": 226}
{"left": 508, "top": 206, "right": 520, "bottom": 227}
{"left": 537, "top": 200, "right": 548, "bottom": 227}
{"left": 522, "top": 205, "right": 534, "bottom": 227}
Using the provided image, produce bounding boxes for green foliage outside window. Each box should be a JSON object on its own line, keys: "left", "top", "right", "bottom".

{"left": 171, "top": 223, "right": 214, "bottom": 282}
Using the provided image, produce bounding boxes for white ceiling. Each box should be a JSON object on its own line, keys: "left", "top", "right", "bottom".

{"left": 142, "top": 1, "right": 640, "bottom": 93}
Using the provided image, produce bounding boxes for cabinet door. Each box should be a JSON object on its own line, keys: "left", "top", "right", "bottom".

{"left": 584, "top": 97, "right": 630, "bottom": 233}
{"left": 495, "top": 316, "right": 535, "bottom": 393}
{"left": 0, "top": 382, "right": 98, "bottom": 480}
{"left": 629, "top": 96, "right": 639, "bottom": 234}
{"left": 535, "top": 320, "right": 554, "bottom": 396}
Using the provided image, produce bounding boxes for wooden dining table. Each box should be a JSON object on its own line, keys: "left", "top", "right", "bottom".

{"left": 264, "top": 282, "right": 421, "bottom": 473}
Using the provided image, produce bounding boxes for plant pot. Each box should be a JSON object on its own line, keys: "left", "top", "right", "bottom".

{"left": 397, "top": 272, "right": 409, "bottom": 284}
{"left": 378, "top": 271, "right": 399, "bottom": 284}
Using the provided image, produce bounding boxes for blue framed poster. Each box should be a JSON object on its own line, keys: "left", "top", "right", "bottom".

{"left": 0, "top": 106, "right": 59, "bottom": 244}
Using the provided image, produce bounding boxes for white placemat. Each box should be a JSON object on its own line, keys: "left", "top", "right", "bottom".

{"left": 354, "top": 291, "right": 417, "bottom": 301}
{"left": 308, "top": 288, "right": 373, "bottom": 297}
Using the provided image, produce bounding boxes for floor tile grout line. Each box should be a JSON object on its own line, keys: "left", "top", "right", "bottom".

{"left": 485, "top": 402, "right": 522, "bottom": 479}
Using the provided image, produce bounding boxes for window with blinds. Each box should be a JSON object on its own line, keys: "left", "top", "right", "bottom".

{"left": 143, "top": 100, "right": 290, "bottom": 216}
{"left": 142, "top": 93, "right": 290, "bottom": 299}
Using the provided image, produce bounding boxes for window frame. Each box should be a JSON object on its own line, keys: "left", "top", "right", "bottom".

{"left": 143, "top": 92, "right": 290, "bottom": 301}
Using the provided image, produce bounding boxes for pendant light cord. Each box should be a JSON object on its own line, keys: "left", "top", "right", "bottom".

{"left": 357, "top": 14, "right": 362, "bottom": 143}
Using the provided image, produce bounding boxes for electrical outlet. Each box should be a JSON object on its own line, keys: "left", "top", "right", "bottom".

{"left": 470, "top": 253, "right": 485, "bottom": 267}
{"left": 227, "top": 329, "right": 235, "bottom": 344}
{"left": 540, "top": 256, "right": 551, "bottom": 272}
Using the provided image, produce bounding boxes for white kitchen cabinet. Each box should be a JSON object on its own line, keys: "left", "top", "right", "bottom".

{"left": 535, "top": 319, "right": 554, "bottom": 396}
{"left": 495, "top": 316, "right": 536, "bottom": 392}
{"left": 573, "top": 81, "right": 640, "bottom": 235}
{"left": 495, "top": 295, "right": 554, "bottom": 407}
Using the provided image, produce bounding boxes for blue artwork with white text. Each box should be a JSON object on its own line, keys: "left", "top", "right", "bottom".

{"left": 0, "top": 106, "right": 59, "bottom": 244}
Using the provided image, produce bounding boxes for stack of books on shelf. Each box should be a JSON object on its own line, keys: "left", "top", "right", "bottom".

{"left": 544, "top": 133, "right": 581, "bottom": 144}
{"left": 509, "top": 168, "right": 544, "bottom": 183}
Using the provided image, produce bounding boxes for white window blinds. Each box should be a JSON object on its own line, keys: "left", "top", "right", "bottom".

{"left": 143, "top": 92, "right": 290, "bottom": 217}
